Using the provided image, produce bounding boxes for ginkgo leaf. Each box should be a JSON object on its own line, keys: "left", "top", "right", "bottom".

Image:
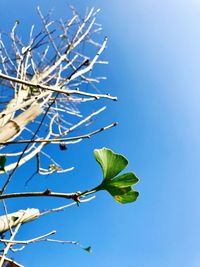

{"left": 113, "top": 190, "right": 139, "bottom": 204}
{"left": 83, "top": 246, "right": 92, "bottom": 253}
{"left": 104, "top": 172, "right": 139, "bottom": 188}
{"left": 11, "top": 216, "right": 19, "bottom": 222}
{"left": 92, "top": 148, "right": 140, "bottom": 204}
{"left": 94, "top": 148, "right": 128, "bottom": 180}
{"left": 102, "top": 183, "right": 139, "bottom": 204}
{"left": 105, "top": 184, "right": 132, "bottom": 196}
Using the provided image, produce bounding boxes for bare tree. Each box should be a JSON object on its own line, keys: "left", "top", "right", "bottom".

{"left": 0, "top": 6, "right": 139, "bottom": 266}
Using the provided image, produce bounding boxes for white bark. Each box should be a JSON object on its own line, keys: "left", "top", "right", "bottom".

{"left": 0, "top": 208, "right": 40, "bottom": 233}
{"left": 0, "top": 104, "right": 43, "bottom": 143}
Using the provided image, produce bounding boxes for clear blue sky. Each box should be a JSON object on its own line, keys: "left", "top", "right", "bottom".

{"left": 1, "top": 1, "right": 200, "bottom": 266}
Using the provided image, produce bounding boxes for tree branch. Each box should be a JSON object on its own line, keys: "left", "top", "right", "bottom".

{"left": 0, "top": 190, "right": 81, "bottom": 201}
{"left": 0, "top": 71, "right": 117, "bottom": 101}
{"left": 0, "top": 122, "right": 117, "bottom": 145}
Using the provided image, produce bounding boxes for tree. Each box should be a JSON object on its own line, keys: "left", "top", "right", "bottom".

{"left": 0, "top": 6, "right": 139, "bottom": 266}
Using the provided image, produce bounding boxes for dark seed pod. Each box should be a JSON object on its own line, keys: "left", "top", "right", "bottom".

{"left": 59, "top": 143, "right": 67, "bottom": 151}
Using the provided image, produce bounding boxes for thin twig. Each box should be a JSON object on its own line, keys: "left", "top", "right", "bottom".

{"left": 0, "top": 71, "right": 117, "bottom": 101}
{"left": 40, "top": 196, "right": 95, "bottom": 216}
{"left": 0, "top": 212, "right": 25, "bottom": 266}
{"left": 0, "top": 230, "right": 56, "bottom": 245}
{"left": 0, "top": 122, "right": 117, "bottom": 145}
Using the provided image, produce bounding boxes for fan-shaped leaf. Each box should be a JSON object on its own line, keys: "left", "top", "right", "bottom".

{"left": 103, "top": 184, "right": 139, "bottom": 204}
{"left": 92, "top": 148, "right": 140, "bottom": 204}
{"left": 106, "top": 185, "right": 132, "bottom": 195}
{"left": 105, "top": 172, "right": 139, "bottom": 188}
{"left": 83, "top": 246, "right": 92, "bottom": 253}
{"left": 94, "top": 148, "right": 128, "bottom": 180}
{"left": 114, "top": 190, "right": 139, "bottom": 204}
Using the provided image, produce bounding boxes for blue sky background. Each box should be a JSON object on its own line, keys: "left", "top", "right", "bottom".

{"left": 1, "top": 1, "right": 200, "bottom": 266}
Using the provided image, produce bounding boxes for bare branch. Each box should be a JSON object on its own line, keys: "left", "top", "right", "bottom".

{"left": 0, "top": 6, "right": 118, "bottom": 265}
{"left": 0, "top": 122, "right": 117, "bottom": 145}
{"left": 0, "top": 190, "right": 81, "bottom": 201}
{"left": 0, "top": 230, "right": 56, "bottom": 245}
{"left": 0, "top": 71, "right": 117, "bottom": 101}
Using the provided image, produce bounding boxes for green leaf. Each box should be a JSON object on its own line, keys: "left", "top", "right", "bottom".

{"left": 0, "top": 156, "right": 6, "bottom": 171}
{"left": 105, "top": 184, "right": 132, "bottom": 195}
{"left": 113, "top": 190, "right": 139, "bottom": 204}
{"left": 93, "top": 148, "right": 139, "bottom": 204}
{"left": 94, "top": 148, "right": 128, "bottom": 180}
{"left": 105, "top": 172, "right": 139, "bottom": 188}
{"left": 83, "top": 246, "right": 92, "bottom": 253}
{"left": 103, "top": 184, "right": 139, "bottom": 204}
{"left": 11, "top": 216, "right": 19, "bottom": 222}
